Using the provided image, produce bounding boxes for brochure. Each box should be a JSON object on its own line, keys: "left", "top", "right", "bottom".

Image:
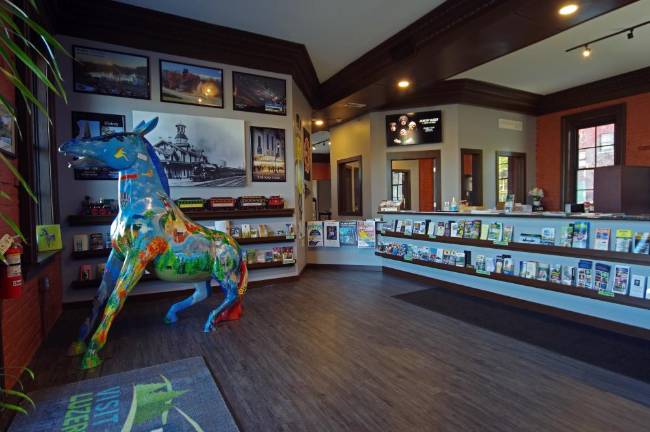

{"left": 561, "top": 265, "right": 575, "bottom": 286}
{"left": 576, "top": 260, "right": 593, "bottom": 289}
{"left": 614, "top": 229, "right": 634, "bottom": 252}
{"left": 593, "top": 263, "right": 612, "bottom": 291}
{"left": 339, "top": 221, "right": 358, "bottom": 246}
{"left": 558, "top": 224, "right": 574, "bottom": 247}
{"left": 593, "top": 228, "right": 611, "bottom": 251}
{"left": 324, "top": 221, "right": 340, "bottom": 247}
{"left": 307, "top": 221, "right": 324, "bottom": 247}
{"left": 357, "top": 220, "right": 376, "bottom": 248}
{"left": 572, "top": 222, "right": 590, "bottom": 249}
{"left": 540, "top": 227, "right": 556, "bottom": 246}
{"left": 612, "top": 265, "right": 630, "bottom": 295}
{"left": 633, "top": 232, "right": 650, "bottom": 254}
{"left": 629, "top": 275, "right": 647, "bottom": 298}
{"left": 549, "top": 264, "right": 562, "bottom": 284}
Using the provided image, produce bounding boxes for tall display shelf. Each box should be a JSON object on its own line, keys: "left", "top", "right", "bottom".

{"left": 376, "top": 210, "right": 650, "bottom": 338}
{"left": 62, "top": 209, "right": 297, "bottom": 303}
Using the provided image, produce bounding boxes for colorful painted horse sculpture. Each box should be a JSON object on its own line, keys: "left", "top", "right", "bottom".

{"left": 59, "top": 118, "right": 248, "bottom": 369}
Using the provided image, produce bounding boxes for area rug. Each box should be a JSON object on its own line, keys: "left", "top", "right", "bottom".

{"left": 9, "top": 356, "right": 239, "bottom": 432}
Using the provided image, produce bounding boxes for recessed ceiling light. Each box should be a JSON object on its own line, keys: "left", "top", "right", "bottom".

{"left": 558, "top": 4, "right": 578, "bottom": 16}
{"left": 582, "top": 45, "right": 591, "bottom": 57}
{"left": 314, "top": 119, "right": 324, "bottom": 126}
{"left": 397, "top": 80, "right": 410, "bottom": 89}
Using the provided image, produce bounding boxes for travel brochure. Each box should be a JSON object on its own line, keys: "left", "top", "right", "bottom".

{"left": 383, "top": 218, "right": 650, "bottom": 255}
{"left": 307, "top": 220, "right": 376, "bottom": 248}
{"left": 375, "top": 238, "right": 649, "bottom": 299}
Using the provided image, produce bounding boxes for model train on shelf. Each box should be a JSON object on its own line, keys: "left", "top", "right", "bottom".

{"left": 175, "top": 196, "right": 285, "bottom": 211}
{"left": 80, "top": 196, "right": 118, "bottom": 216}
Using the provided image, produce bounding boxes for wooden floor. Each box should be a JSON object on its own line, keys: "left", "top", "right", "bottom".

{"left": 18, "top": 268, "right": 650, "bottom": 431}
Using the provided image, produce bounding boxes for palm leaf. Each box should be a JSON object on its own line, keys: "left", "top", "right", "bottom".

{"left": 0, "top": 151, "right": 37, "bottom": 202}
{"left": 0, "top": 211, "right": 26, "bottom": 242}
{"left": 0, "top": 401, "right": 27, "bottom": 415}
{"left": 0, "top": 190, "right": 10, "bottom": 200}
{"left": 1, "top": 388, "right": 35, "bottom": 408}
{"left": 0, "top": 66, "right": 48, "bottom": 123}
{"left": 2, "top": 1, "right": 69, "bottom": 58}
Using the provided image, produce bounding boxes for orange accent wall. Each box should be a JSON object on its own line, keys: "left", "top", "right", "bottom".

{"left": 0, "top": 76, "right": 62, "bottom": 388}
{"left": 536, "top": 92, "right": 650, "bottom": 210}
{"left": 312, "top": 162, "right": 331, "bottom": 180}
{"left": 419, "top": 159, "right": 434, "bottom": 211}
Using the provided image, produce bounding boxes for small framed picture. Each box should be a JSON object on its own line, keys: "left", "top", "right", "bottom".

{"left": 250, "top": 126, "right": 286, "bottom": 182}
{"left": 159, "top": 60, "right": 223, "bottom": 108}
{"left": 36, "top": 224, "right": 63, "bottom": 252}
{"left": 233, "top": 71, "right": 286, "bottom": 115}
{"left": 71, "top": 111, "right": 125, "bottom": 180}
{"left": 73, "top": 45, "right": 150, "bottom": 99}
{"left": 0, "top": 103, "right": 15, "bottom": 158}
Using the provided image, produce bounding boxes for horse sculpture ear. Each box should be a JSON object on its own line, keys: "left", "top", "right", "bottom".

{"left": 133, "top": 117, "right": 159, "bottom": 136}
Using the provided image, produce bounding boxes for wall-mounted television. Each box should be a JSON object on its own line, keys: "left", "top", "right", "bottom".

{"left": 386, "top": 110, "right": 442, "bottom": 146}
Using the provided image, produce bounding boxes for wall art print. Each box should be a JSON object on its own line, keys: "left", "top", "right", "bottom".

{"left": 303, "top": 128, "right": 311, "bottom": 182}
{"left": 71, "top": 111, "right": 126, "bottom": 180}
{"left": 233, "top": 71, "right": 286, "bottom": 115}
{"left": 73, "top": 46, "right": 150, "bottom": 99}
{"left": 250, "top": 126, "right": 286, "bottom": 182}
{"left": 133, "top": 111, "right": 245, "bottom": 187}
{"left": 160, "top": 59, "right": 223, "bottom": 108}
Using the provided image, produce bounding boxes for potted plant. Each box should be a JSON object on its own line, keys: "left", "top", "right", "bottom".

{"left": 528, "top": 187, "right": 544, "bottom": 209}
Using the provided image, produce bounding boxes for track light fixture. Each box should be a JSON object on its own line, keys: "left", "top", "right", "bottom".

{"left": 566, "top": 19, "right": 648, "bottom": 57}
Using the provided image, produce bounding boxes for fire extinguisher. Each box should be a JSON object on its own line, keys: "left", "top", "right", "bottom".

{"left": 1, "top": 242, "right": 23, "bottom": 299}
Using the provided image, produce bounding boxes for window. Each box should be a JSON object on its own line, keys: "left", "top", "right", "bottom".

{"left": 561, "top": 104, "right": 625, "bottom": 205}
{"left": 495, "top": 151, "right": 526, "bottom": 204}
{"left": 460, "top": 148, "right": 482, "bottom": 206}
{"left": 391, "top": 170, "right": 410, "bottom": 209}
{"left": 337, "top": 156, "right": 362, "bottom": 216}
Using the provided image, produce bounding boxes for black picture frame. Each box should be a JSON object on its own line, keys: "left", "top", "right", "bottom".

{"left": 159, "top": 59, "right": 224, "bottom": 108}
{"left": 233, "top": 71, "right": 287, "bottom": 116}
{"left": 71, "top": 111, "right": 126, "bottom": 180}
{"left": 303, "top": 128, "right": 311, "bottom": 181}
{"left": 250, "top": 126, "right": 286, "bottom": 182}
{"left": 72, "top": 45, "right": 150, "bottom": 100}
{"left": 386, "top": 110, "right": 443, "bottom": 147}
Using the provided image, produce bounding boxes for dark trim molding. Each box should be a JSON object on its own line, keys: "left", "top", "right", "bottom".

{"left": 337, "top": 155, "right": 363, "bottom": 216}
{"left": 382, "top": 266, "right": 650, "bottom": 341}
{"left": 387, "top": 150, "right": 442, "bottom": 211}
{"left": 539, "top": 66, "right": 650, "bottom": 115}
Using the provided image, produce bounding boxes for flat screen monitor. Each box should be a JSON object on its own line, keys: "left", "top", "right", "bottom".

{"left": 386, "top": 110, "right": 442, "bottom": 146}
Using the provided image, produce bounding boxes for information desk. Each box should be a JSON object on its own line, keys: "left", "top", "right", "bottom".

{"left": 377, "top": 210, "right": 650, "bottom": 337}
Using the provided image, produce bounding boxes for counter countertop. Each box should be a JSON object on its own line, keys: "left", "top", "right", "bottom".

{"left": 377, "top": 210, "right": 650, "bottom": 222}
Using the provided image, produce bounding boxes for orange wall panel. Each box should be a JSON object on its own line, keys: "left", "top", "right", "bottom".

{"left": 312, "top": 162, "right": 331, "bottom": 180}
{"left": 418, "top": 159, "right": 434, "bottom": 211}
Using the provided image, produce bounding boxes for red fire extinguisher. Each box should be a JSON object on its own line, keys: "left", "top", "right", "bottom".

{"left": 1, "top": 242, "right": 23, "bottom": 299}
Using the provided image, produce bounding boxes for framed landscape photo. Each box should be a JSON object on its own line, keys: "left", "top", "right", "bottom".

{"left": 250, "top": 126, "right": 286, "bottom": 182}
{"left": 0, "top": 103, "right": 15, "bottom": 158}
{"left": 72, "top": 45, "right": 150, "bottom": 99}
{"left": 233, "top": 71, "right": 286, "bottom": 115}
{"left": 159, "top": 60, "right": 223, "bottom": 108}
{"left": 71, "top": 111, "right": 126, "bottom": 180}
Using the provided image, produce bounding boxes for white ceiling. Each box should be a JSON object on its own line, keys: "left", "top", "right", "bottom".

{"left": 116, "top": 0, "right": 445, "bottom": 83}
{"left": 452, "top": 0, "right": 650, "bottom": 95}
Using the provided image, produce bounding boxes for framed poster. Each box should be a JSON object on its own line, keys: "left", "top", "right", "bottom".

{"left": 386, "top": 110, "right": 442, "bottom": 146}
{"left": 250, "top": 126, "right": 286, "bottom": 182}
{"left": 133, "top": 111, "right": 245, "bottom": 187}
{"left": 73, "top": 45, "right": 150, "bottom": 99}
{"left": 303, "top": 128, "right": 311, "bottom": 181}
{"left": 232, "top": 71, "right": 286, "bottom": 115}
{"left": 159, "top": 60, "right": 223, "bottom": 108}
{"left": 71, "top": 111, "right": 125, "bottom": 180}
{"left": 0, "top": 103, "right": 14, "bottom": 158}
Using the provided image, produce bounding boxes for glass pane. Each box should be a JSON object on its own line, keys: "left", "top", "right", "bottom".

{"left": 498, "top": 156, "right": 509, "bottom": 166}
{"left": 578, "top": 148, "right": 595, "bottom": 169}
{"left": 576, "top": 169, "right": 594, "bottom": 190}
{"left": 596, "top": 124, "right": 615, "bottom": 146}
{"left": 576, "top": 189, "right": 594, "bottom": 205}
{"left": 498, "top": 164, "right": 509, "bottom": 179}
{"left": 578, "top": 127, "right": 596, "bottom": 149}
{"left": 596, "top": 145, "right": 615, "bottom": 167}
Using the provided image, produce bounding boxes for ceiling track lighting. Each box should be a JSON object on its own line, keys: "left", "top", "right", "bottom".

{"left": 312, "top": 139, "right": 330, "bottom": 151}
{"left": 566, "top": 19, "right": 648, "bottom": 56}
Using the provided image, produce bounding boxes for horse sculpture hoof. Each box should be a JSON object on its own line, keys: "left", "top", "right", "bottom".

{"left": 203, "top": 322, "right": 216, "bottom": 333}
{"left": 66, "top": 340, "right": 87, "bottom": 357}
{"left": 164, "top": 313, "right": 178, "bottom": 324}
{"left": 81, "top": 351, "right": 102, "bottom": 370}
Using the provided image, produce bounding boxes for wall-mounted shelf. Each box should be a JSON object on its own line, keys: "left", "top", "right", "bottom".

{"left": 378, "top": 231, "right": 650, "bottom": 266}
{"left": 67, "top": 208, "right": 295, "bottom": 226}
{"left": 70, "top": 236, "right": 295, "bottom": 261}
{"left": 375, "top": 252, "right": 650, "bottom": 310}
{"left": 69, "top": 261, "right": 295, "bottom": 289}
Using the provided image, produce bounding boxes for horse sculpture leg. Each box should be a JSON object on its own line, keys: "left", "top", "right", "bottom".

{"left": 204, "top": 279, "right": 239, "bottom": 333}
{"left": 204, "top": 258, "right": 247, "bottom": 332}
{"left": 80, "top": 250, "right": 150, "bottom": 369}
{"left": 67, "top": 251, "right": 123, "bottom": 356}
{"left": 164, "top": 281, "right": 211, "bottom": 324}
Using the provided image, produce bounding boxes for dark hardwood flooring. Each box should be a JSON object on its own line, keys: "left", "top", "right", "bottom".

{"left": 12, "top": 268, "right": 650, "bottom": 431}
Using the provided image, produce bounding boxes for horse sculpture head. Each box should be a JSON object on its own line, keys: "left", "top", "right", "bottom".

{"left": 59, "top": 117, "right": 170, "bottom": 195}
{"left": 59, "top": 117, "right": 159, "bottom": 171}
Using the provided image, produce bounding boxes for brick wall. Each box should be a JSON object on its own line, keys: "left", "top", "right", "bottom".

{"left": 0, "top": 76, "right": 62, "bottom": 389}
{"left": 536, "top": 92, "right": 650, "bottom": 210}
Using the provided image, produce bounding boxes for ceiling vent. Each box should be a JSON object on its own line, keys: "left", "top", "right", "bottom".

{"left": 343, "top": 102, "right": 367, "bottom": 109}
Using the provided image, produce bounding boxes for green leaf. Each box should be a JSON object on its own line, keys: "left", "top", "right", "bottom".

{"left": 0, "top": 401, "right": 27, "bottom": 415}
{"left": 1, "top": 388, "right": 35, "bottom": 408}
{"left": 0, "top": 211, "right": 26, "bottom": 242}
{"left": 0, "top": 151, "right": 37, "bottom": 202}
{"left": 0, "top": 190, "right": 10, "bottom": 200}
{"left": 173, "top": 406, "right": 205, "bottom": 432}
{"left": 2, "top": 1, "right": 69, "bottom": 58}
{"left": 0, "top": 67, "right": 38, "bottom": 119}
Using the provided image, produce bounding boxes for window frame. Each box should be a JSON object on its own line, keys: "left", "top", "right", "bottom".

{"left": 560, "top": 104, "right": 626, "bottom": 206}
{"left": 337, "top": 155, "right": 363, "bottom": 216}
{"left": 391, "top": 169, "right": 411, "bottom": 209}
{"left": 495, "top": 151, "right": 526, "bottom": 204}
{"left": 460, "top": 148, "right": 483, "bottom": 206}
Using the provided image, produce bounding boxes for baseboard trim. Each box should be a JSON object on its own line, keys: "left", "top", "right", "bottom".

{"left": 383, "top": 267, "right": 650, "bottom": 341}
{"left": 306, "top": 263, "right": 382, "bottom": 272}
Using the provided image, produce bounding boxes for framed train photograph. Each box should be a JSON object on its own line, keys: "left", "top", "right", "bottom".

{"left": 159, "top": 60, "right": 223, "bottom": 108}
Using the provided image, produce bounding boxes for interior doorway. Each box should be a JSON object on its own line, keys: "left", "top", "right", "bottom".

{"left": 387, "top": 150, "right": 441, "bottom": 211}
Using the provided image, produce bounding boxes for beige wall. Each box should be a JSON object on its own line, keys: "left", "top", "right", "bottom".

{"left": 328, "top": 104, "right": 536, "bottom": 217}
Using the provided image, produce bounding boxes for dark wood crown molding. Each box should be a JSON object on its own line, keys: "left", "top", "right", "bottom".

{"left": 47, "top": 0, "right": 321, "bottom": 105}
{"left": 538, "top": 66, "right": 650, "bottom": 115}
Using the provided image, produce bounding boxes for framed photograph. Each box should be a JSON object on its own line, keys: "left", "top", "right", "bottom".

{"left": 0, "top": 103, "right": 15, "bottom": 158}
{"left": 232, "top": 71, "right": 286, "bottom": 115}
{"left": 386, "top": 110, "right": 442, "bottom": 146}
{"left": 71, "top": 111, "right": 125, "bottom": 180}
{"left": 250, "top": 126, "right": 286, "bottom": 182}
{"left": 303, "top": 128, "right": 311, "bottom": 181}
{"left": 36, "top": 224, "right": 63, "bottom": 252}
{"left": 159, "top": 60, "right": 223, "bottom": 108}
{"left": 133, "top": 111, "right": 246, "bottom": 187}
{"left": 73, "top": 45, "right": 150, "bottom": 99}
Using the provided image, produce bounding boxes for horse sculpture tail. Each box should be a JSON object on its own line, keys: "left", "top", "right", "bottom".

{"left": 237, "top": 257, "right": 249, "bottom": 298}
